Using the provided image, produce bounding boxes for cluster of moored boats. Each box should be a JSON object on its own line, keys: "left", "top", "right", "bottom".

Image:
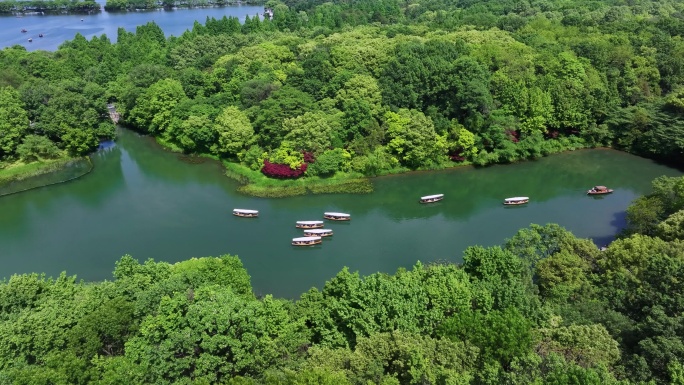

{"left": 233, "top": 209, "right": 351, "bottom": 246}
{"left": 420, "top": 185, "right": 613, "bottom": 207}
{"left": 232, "top": 185, "right": 613, "bottom": 245}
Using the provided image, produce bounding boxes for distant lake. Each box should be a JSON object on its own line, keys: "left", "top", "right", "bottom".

{"left": 0, "top": 1, "right": 263, "bottom": 51}
{"left": 0, "top": 129, "right": 681, "bottom": 298}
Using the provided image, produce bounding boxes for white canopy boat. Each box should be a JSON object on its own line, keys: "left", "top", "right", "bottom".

{"left": 295, "top": 220, "right": 325, "bottom": 228}
{"left": 292, "top": 236, "right": 322, "bottom": 246}
{"left": 420, "top": 194, "right": 444, "bottom": 203}
{"left": 233, "top": 208, "right": 259, "bottom": 217}
{"left": 503, "top": 197, "right": 529, "bottom": 205}
{"left": 303, "top": 229, "right": 333, "bottom": 237}
{"left": 323, "top": 212, "right": 351, "bottom": 221}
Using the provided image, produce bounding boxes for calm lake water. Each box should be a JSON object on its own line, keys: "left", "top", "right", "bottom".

{"left": 0, "top": 129, "right": 681, "bottom": 297}
{"left": 0, "top": 1, "right": 263, "bottom": 51}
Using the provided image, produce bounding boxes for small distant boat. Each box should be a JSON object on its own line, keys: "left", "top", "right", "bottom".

{"left": 324, "top": 212, "right": 351, "bottom": 221}
{"left": 21, "top": 29, "right": 27, "bottom": 33}
{"left": 27, "top": 38, "right": 32, "bottom": 42}
{"left": 38, "top": 33, "right": 43, "bottom": 38}
{"left": 503, "top": 197, "right": 529, "bottom": 205}
{"left": 420, "top": 194, "right": 444, "bottom": 203}
{"left": 295, "top": 220, "right": 324, "bottom": 229}
{"left": 292, "top": 236, "right": 322, "bottom": 246}
{"left": 233, "top": 208, "right": 258, "bottom": 218}
{"left": 304, "top": 229, "right": 333, "bottom": 237}
{"left": 587, "top": 186, "right": 613, "bottom": 195}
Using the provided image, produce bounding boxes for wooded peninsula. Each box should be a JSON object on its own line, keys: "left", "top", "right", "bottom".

{"left": 1, "top": 0, "right": 684, "bottom": 382}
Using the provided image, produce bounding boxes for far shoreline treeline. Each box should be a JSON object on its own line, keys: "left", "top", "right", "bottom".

{"left": 0, "top": 0, "right": 262, "bottom": 14}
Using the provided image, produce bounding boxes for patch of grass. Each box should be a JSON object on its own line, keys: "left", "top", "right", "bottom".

{"left": 223, "top": 161, "right": 374, "bottom": 198}
{"left": 0, "top": 158, "right": 71, "bottom": 184}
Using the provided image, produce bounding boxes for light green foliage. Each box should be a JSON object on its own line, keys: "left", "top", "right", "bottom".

{"left": 505, "top": 224, "right": 599, "bottom": 277}
{"left": 282, "top": 111, "right": 334, "bottom": 155}
{"left": 0, "top": 86, "right": 30, "bottom": 158}
{"left": 308, "top": 148, "right": 351, "bottom": 176}
{"left": 335, "top": 74, "right": 383, "bottom": 141}
{"left": 385, "top": 109, "right": 446, "bottom": 168}
{"left": 462, "top": 246, "right": 537, "bottom": 314}
{"left": 213, "top": 106, "right": 255, "bottom": 157}
{"left": 536, "top": 322, "right": 620, "bottom": 368}
{"left": 438, "top": 307, "right": 534, "bottom": 371}
{"left": 651, "top": 175, "right": 684, "bottom": 215}
{"left": 61, "top": 126, "right": 99, "bottom": 156}
{"left": 626, "top": 196, "right": 665, "bottom": 236}
{"left": 296, "top": 262, "right": 473, "bottom": 348}
{"left": 656, "top": 209, "right": 684, "bottom": 241}
{"left": 455, "top": 126, "right": 478, "bottom": 157}
{"left": 176, "top": 115, "right": 215, "bottom": 153}
{"left": 536, "top": 250, "right": 592, "bottom": 303}
{"left": 249, "top": 86, "right": 315, "bottom": 148}
{"left": 267, "top": 142, "right": 304, "bottom": 169}
{"left": 307, "top": 331, "right": 476, "bottom": 385}
{"left": 130, "top": 78, "right": 187, "bottom": 134}
{"left": 16, "top": 135, "right": 62, "bottom": 162}
{"left": 125, "top": 286, "right": 307, "bottom": 383}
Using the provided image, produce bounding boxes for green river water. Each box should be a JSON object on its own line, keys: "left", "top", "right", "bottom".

{"left": 0, "top": 129, "right": 681, "bottom": 297}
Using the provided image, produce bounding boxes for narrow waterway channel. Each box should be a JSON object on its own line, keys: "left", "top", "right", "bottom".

{"left": 0, "top": 129, "right": 681, "bottom": 298}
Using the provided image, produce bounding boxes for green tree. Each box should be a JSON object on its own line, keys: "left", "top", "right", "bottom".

{"left": 282, "top": 111, "right": 334, "bottom": 155}
{"left": 307, "top": 148, "right": 351, "bottom": 176}
{"left": 0, "top": 86, "right": 30, "bottom": 159}
{"left": 213, "top": 106, "right": 254, "bottom": 157}
{"left": 129, "top": 78, "right": 187, "bottom": 134}
{"left": 16, "top": 135, "right": 62, "bottom": 162}
{"left": 385, "top": 109, "right": 447, "bottom": 168}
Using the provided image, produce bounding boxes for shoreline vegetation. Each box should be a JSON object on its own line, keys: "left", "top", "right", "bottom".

{"left": 0, "top": 0, "right": 262, "bottom": 14}
{"left": 103, "top": 0, "right": 261, "bottom": 12}
{"left": 0, "top": 157, "right": 93, "bottom": 196}
{"left": 0, "top": 0, "right": 100, "bottom": 14}
{"left": 152, "top": 130, "right": 594, "bottom": 197}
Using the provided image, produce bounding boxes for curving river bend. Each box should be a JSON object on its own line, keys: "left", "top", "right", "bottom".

{"left": 0, "top": 129, "right": 681, "bottom": 297}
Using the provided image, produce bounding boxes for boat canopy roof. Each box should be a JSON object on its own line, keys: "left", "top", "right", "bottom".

{"left": 324, "top": 212, "right": 350, "bottom": 217}
{"left": 593, "top": 186, "right": 608, "bottom": 190}
{"left": 233, "top": 209, "right": 259, "bottom": 213}
{"left": 305, "top": 229, "right": 332, "bottom": 233}
{"left": 297, "top": 220, "right": 324, "bottom": 224}
{"left": 504, "top": 197, "right": 529, "bottom": 202}
{"left": 421, "top": 194, "right": 444, "bottom": 200}
{"left": 293, "top": 236, "right": 321, "bottom": 242}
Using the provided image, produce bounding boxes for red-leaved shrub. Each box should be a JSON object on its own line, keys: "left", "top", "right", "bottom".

{"left": 262, "top": 160, "right": 308, "bottom": 179}
{"left": 302, "top": 151, "right": 315, "bottom": 164}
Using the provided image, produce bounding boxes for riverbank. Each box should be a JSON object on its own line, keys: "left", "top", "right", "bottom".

{"left": 149, "top": 134, "right": 605, "bottom": 198}
{"left": 0, "top": 157, "right": 93, "bottom": 196}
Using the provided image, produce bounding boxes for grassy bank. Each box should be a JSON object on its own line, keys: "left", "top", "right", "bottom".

{"left": 0, "top": 157, "right": 93, "bottom": 196}
{"left": 0, "top": 158, "right": 72, "bottom": 184}
{"left": 223, "top": 161, "right": 373, "bottom": 198}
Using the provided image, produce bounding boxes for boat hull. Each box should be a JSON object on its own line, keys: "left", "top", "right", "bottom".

{"left": 304, "top": 231, "right": 333, "bottom": 237}
{"left": 292, "top": 239, "right": 322, "bottom": 246}
{"left": 233, "top": 212, "right": 258, "bottom": 218}
{"left": 420, "top": 197, "right": 443, "bottom": 203}
{"left": 587, "top": 189, "right": 613, "bottom": 195}
{"left": 296, "top": 223, "right": 324, "bottom": 229}
{"left": 324, "top": 215, "right": 350, "bottom": 221}
{"left": 503, "top": 200, "right": 529, "bottom": 205}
